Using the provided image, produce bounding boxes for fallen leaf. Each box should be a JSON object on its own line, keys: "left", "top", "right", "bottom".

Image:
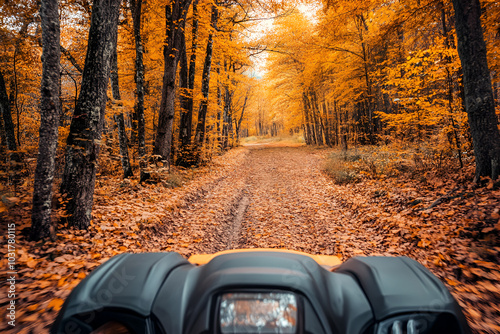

{"left": 26, "top": 259, "right": 38, "bottom": 268}
{"left": 48, "top": 298, "right": 64, "bottom": 311}
{"left": 26, "top": 304, "right": 39, "bottom": 312}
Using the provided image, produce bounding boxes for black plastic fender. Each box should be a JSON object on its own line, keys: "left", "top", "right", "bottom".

{"left": 335, "top": 256, "right": 471, "bottom": 334}
{"left": 51, "top": 252, "right": 190, "bottom": 334}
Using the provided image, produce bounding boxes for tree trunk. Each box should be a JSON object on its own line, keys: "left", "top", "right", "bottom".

{"left": 440, "top": 4, "right": 463, "bottom": 169}
{"left": 115, "top": 113, "right": 133, "bottom": 178}
{"left": 110, "top": 46, "right": 120, "bottom": 100}
{"left": 222, "top": 84, "right": 232, "bottom": 149}
{"left": 0, "top": 71, "right": 17, "bottom": 154}
{"left": 130, "top": 0, "right": 146, "bottom": 175}
{"left": 187, "top": 0, "right": 199, "bottom": 115}
{"left": 176, "top": 31, "right": 192, "bottom": 166}
{"left": 452, "top": 0, "right": 500, "bottom": 180}
{"left": 110, "top": 41, "right": 133, "bottom": 178}
{"left": 301, "top": 108, "right": 310, "bottom": 145}
{"left": 216, "top": 66, "right": 223, "bottom": 148}
{"left": 194, "top": 5, "right": 218, "bottom": 150}
{"left": 61, "top": 45, "right": 83, "bottom": 73}
{"left": 30, "top": 0, "right": 61, "bottom": 241}
{"left": 310, "top": 91, "right": 324, "bottom": 145}
{"left": 322, "top": 101, "right": 332, "bottom": 146}
{"left": 153, "top": 0, "right": 192, "bottom": 165}
{"left": 301, "top": 94, "right": 311, "bottom": 145}
{"left": 179, "top": 35, "right": 188, "bottom": 133}
{"left": 178, "top": 0, "right": 199, "bottom": 153}
{"left": 303, "top": 92, "right": 316, "bottom": 145}
{"left": 13, "top": 52, "right": 21, "bottom": 147}
{"left": 357, "top": 14, "right": 375, "bottom": 144}
{"left": 0, "top": 111, "right": 6, "bottom": 150}
{"left": 188, "top": 0, "right": 199, "bottom": 108}
{"left": 60, "top": 0, "right": 120, "bottom": 229}
{"left": 235, "top": 89, "right": 249, "bottom": 143}
{"left": 12, "top": 22, "right": 31, "bottom": 149}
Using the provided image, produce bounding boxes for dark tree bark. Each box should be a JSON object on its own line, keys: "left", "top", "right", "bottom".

{"left": 216, "top": 65, "right": 222, "bottom": 148}
{"left": 0, "top": 117, "right": 6, "bottom": 153}
{"left": 176, "top": 28, "right": 192, "bottom": 166}
{"left": 452, "top": 0, "right": 500, "bottom": 180}
{"left": 0, "top": 71, "right": 17, "bottom": 154}
{"left": 194, "top": 5, "right": 218, "bottom": 150}
{"left": 302, "top": 111, "right": 310, "bottom": 145}
{"left": 60, "top": 0, "right": 121, "bottom": 229}
{"left": 0, "top": 109, "right": 6, "bottom": 150}
{"left": 178, "top": 0, "right": 199, "bottom": 155}
{"left": 130, "top": 0, "right": 146, "bottom": 174}
{"left": 115, "top": 113, "right": 133, "bottom": 178}
{"left": 440, "top": 3, "right": 463, "bottom": 169}
{"left": 322, "top": 101, "right": 332, "bottom": 146}
{"left": 222, "top": 83, "right": 233, "bottom": 149}
{"left": 110, "top": 34, "right": 133, "bottom": 179}
{"left": 235, "top": 89, "right": 249, "bottom": 143}
{"left": 153, "top": 0, "right": 193, "bottom": 165}
{"left": 303, "top": 92, "right": 316, "bottom": 145}
{"left": 30, "top": 0, "right": 61, "bottom": 241}
{"left": 110, "top": 47, "right": 121, "bottom": 100}
{"left": 11, "top": 21, "right": 30, "bottom": 149}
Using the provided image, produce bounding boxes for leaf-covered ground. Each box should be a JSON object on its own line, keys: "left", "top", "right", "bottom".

{"left": 1, "top": 143, "right": 499, "bottom": 333}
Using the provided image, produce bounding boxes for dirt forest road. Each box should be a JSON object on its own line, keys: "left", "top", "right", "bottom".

{"left": 149, "top": 144, "right": 377, "bottom": 258}
{"left": 148, "top": 143, "right": 447, "bottom": 260}
{"left": 138, "top": 142, "right": 492, "bottom": 264}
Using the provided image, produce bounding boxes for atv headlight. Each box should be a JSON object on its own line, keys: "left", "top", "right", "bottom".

{"left": 377, "top": 315, "right": 429, "bottom": 334}
{"left": 219, "top": 292, "right": 298, "bottom": 333}
{"left": 376, "top": 313, "right": 461, "bottom": 334}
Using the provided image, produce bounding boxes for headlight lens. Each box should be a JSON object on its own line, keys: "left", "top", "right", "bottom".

{"left": 376, "top": 313, "right": 462, "bottom": 334}
{"left": 377, "top": 314, "right": 432, "bottom": 334}
{"left": 219, "top": 292, "right": 298, "bottom": 333}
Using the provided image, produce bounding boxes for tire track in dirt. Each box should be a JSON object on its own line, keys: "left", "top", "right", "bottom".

{"left": 148, "top": 145, "right": 470, "bottom": 263}
{"left": 144, "top": 148, "right": 252, "bottom": 256}
{"left": 227, "top": 194, "right": 250, "bottom": 249}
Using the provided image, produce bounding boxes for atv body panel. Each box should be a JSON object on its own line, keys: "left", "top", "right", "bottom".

{"left": 51, "top": 250, "right": 470, "bottom": 334}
